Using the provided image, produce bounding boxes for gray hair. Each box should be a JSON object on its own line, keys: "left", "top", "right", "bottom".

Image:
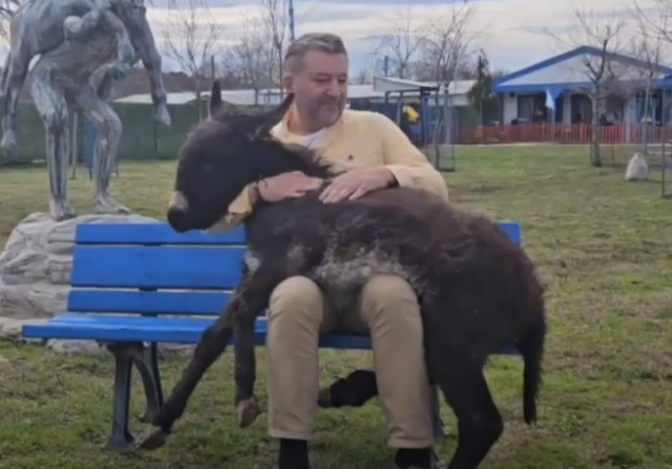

{"left": 283, "top": 32, "right": 348, "bottom": 76}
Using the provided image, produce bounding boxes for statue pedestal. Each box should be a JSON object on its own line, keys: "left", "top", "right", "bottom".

{"left": 0, "top": 212, "right": 161, "bottom": 355}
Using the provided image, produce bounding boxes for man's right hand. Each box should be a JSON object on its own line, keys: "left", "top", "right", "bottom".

{"left": 257, "top": 171, "right": 324, "bottom": 202}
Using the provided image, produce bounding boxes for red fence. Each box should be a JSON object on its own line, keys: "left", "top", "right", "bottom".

{"left": 456, "top": 123, "right": 672, "bottom": 145}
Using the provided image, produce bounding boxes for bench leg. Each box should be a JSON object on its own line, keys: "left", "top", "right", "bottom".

{"left": 104, "top": 342, "right": 165, "bottom": 452}
{"left": 431, "top": 386, "right": 449, "bottom": 469}
{"left": 133, "top": 343, "right": 164, "bottom": 423}
{"left": 105, "top": 343, "right": 136, "bottom": 452}
{"left": 430, "top": 386, "right": 450, "bottom": 440}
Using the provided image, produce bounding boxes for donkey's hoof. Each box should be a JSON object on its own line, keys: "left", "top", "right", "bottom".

{"left": 137, "top": 429, "right": 168, "bottom": 451}
{"left": 236, "top": 395, "right": 261, "bottom": 428}
{"left": 318, "top": 386, "right": 333, "bottom": 408}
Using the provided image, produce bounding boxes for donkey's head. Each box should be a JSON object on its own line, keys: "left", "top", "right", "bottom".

{"left": 167, "top": 81, "right": 305, "bottom": 233}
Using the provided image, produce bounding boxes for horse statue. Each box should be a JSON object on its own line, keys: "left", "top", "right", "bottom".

{"left": 0, "top": 0, "right": 171, "bottom": 220}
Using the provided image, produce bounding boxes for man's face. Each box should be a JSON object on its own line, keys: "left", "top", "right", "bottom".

{"left": 284, "top": 50, "right": 348, "bottom": 129}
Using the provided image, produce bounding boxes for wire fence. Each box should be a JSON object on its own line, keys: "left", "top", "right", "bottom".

{"left": 3, "top": 99, "right": 474, "bottom": 172}
{"left": 0, "top": 101, "right": 210, "bottom": 166}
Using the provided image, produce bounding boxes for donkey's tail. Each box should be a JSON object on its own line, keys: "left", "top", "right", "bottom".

{"left": 517, "top": 312, "right": 546, "bottom": 425}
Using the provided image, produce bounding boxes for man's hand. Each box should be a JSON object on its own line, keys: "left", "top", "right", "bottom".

{"left": 258, "top": 171, "right": 324, "bottom": 202}
{"left": 319, "top": 167, "right": 395, "bottom": 204}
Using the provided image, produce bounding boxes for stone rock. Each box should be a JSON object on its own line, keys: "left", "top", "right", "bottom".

{"left": 0, "top": 212, "right": 160, "bottom": 354}
{"left": 624, "top": 152, "right": 649, "bottom": 181}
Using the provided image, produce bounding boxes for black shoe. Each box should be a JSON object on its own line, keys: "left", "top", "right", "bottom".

{"left": 394, "top": 447, "right": 434, "bottom": 469}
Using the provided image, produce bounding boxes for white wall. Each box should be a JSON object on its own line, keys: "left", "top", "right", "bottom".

{"left": 502, "top": 91, "right": 641, "bottom": 124}
{"left": 502, "top": 93, "right": 517, "bottom": 123}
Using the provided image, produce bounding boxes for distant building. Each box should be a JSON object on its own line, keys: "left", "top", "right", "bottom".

{"left": 492, "top": 45, "right": 672, "bottom": 126}
{"left": 112, "top": 77, "right": 476, "bottom": 109}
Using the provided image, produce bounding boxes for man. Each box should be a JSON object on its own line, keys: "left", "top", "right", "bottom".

{"left": 213, "top": 33, "right": 449, "bottom": 469}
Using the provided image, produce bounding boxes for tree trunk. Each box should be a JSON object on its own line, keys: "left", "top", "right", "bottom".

{"left": 642, "top": 82, "right": 652, "bottom": 154}
{"left": 591, "top": 89, "right": 602, "bottom": 167}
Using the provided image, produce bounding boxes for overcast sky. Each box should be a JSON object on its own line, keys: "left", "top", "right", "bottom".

{"left": 7, "top": 0, "right": 660, "bottom": 77}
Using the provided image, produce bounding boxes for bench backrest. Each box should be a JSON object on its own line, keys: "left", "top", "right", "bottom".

{"left": 68, "top": 221, "right": 522, "bottom": 316}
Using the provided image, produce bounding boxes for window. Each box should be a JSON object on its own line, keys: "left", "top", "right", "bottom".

{"left": 517, "top": 93, "right": 547, "bottom": 121}
{"left": 635, "top": 90, "right": 662, "bottom": 124}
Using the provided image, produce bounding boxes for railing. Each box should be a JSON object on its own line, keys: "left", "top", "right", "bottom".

{"left": 455, "top": 123, "right": 672, "bottom": 145}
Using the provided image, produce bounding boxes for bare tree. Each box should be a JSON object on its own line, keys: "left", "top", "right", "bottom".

{"left": 258, "top": 0, "right": 289, "bottom": 92}
{"left": 223, "top": 14, "right": 276, "bottom": 98}
{"left": 419, "top": 0, "right": 474, "bottom": 85}
{"left": 416, "top": 0, "right": 475, "bottom": 160}
{"left": 351, "top": 68, "right": 371, "bottom": 85}
{"left": 544, "top": 6, "right": 628, "bottom": 166}
{"left": 0, "top": 0, "right": 19, "bottom": 40}
{"left": 162, "top": 0, "right": 223, "bottom": 120}
{"left": 374, "top": 6, "right": 428, "bottom": 79}
{"left": 632, "top": 0, "right": 672, "bottom": 45}
{"left": 628, "top": 1, "right": 671, "bottom": 153}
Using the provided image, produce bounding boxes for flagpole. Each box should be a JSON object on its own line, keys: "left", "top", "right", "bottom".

{"left": 289, "top": 0, "right": 296, "bottom": 40}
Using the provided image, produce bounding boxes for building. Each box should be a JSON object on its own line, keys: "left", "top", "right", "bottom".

{"left": 492, "top": 46, "right": 672, "bottom": 126}
{"left": 112, "top": 77, "right": 476, "bottom": 108}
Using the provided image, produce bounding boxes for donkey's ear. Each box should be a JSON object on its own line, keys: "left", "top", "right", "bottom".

{"left": 250, "top": 92, "right": 295, "bottom": 138}
{"left": 209, "top": 80, "right": 223, "bottom": 117}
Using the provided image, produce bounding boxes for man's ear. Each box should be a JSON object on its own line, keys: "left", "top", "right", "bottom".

{"left": 281, "top": 75, "right": 294, "bottom": 95}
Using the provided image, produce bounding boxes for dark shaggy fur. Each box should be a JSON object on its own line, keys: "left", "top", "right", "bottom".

{"left": 140, "top": 82, "right": 547, "bottom": 469}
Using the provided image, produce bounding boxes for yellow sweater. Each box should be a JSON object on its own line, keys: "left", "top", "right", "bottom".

{"left": 212, "top": 109, "right": 449, "bottom": 232}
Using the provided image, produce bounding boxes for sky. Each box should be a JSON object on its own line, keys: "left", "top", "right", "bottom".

{"left": 144, "top": 0, "right": 665, "bottom": 75}
{"left": 2, "top": 0, "right": 663, "bottom": 77}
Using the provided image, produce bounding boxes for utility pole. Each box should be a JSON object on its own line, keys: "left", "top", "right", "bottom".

{"left": 288, "top": 0, "right": 295, "bottom": 40}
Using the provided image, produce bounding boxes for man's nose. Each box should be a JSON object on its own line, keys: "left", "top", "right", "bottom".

{"left": 325, "top": 82, "right": 342, "bottom": 98}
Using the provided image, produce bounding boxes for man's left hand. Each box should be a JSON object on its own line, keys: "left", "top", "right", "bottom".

{"left": 319, "top": 167, "right": 396, "bottom": 203}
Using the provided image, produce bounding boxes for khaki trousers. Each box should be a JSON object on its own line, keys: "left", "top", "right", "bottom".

{"left": 265, "top": 275, "right": 434, "bottom": 448}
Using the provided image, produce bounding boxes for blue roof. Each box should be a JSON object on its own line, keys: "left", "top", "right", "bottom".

{"left": 492, "top": 45, "right": 672, "bottom": 94}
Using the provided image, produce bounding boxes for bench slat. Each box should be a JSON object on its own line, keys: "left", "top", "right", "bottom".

{"left": 74, "top": 222, "right": 521, "bottom": 246}
{"left": 68, "top": 290, "right": 230, "bottom": 315}
{"left": 76, "top": 223, "right": 247, "bottom": 245}
{"left": 22, "top": 314, "right": 520, "bottom": 354}
{"left": 70, "top": 221, "right": 521, "bottom": 290}
{"left": 23, "top": 314, "right": 374, "bottom": 349}
{"left": 71, "top": 246, "right": 245, "bottom": 289}
{"left": 496, "top": 221, "right": 521, "bottom": 244}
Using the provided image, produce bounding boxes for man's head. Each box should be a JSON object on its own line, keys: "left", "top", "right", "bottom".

{"left": 282, "top": 32, "right": 349, "bottom": 130}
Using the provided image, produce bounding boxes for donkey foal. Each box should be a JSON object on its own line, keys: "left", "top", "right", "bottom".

{"left": 139, "top": 84, "right": 547, "bottom": 469}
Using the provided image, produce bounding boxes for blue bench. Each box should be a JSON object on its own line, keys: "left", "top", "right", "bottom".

{"left": 21, "top": 220, "right": 523, "bottom": 452}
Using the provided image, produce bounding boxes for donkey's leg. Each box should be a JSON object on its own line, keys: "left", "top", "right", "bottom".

{"left": 30, "top": 68, "right": 76, "bottom": 220}
{"left": 431, "top": 348, "right": 503, "bottom": 469}
{"left": 318, "top": 369, "right": 378, "bottom": 408}
{"left": 233, "top": 266, "right": 292, "bottom": 429}
{"left": 137, "top": 296, "right": 241, "bottom": 451}
{"left": 233, "top": 310, "right": 261, "bottom": 428}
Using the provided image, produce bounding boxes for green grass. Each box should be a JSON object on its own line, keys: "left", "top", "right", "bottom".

{"left": 0, "top": 146, "right": 671, "bottom": 469}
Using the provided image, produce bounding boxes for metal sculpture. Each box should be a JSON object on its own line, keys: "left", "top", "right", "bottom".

{"left": 0, "top": 0, "right": 171, "bottom": 220}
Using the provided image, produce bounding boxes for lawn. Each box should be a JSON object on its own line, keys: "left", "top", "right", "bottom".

{"left": 0, "top": 145, "right": 671, "bottom": 469}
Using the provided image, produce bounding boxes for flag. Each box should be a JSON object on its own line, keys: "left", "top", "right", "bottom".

{"left": 545, "top": 88, "right": 555, "bottom": 111}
